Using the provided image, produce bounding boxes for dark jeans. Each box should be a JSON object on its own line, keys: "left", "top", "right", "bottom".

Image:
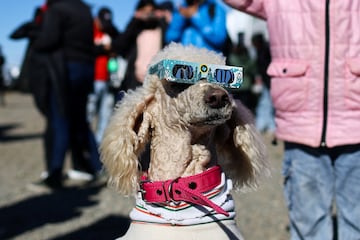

{"left": 45, "top": 62, "right": 102, "bottom": 178}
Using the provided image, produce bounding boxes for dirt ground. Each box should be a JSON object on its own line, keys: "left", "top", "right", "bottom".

{"left": 0, "top": 91, "right": 290, "bottom": 240}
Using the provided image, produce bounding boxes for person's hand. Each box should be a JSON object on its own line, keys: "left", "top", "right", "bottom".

{"left": 179, "top": 3, "right": 199, "bottom": 18}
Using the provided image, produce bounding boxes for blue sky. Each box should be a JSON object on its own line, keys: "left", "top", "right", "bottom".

{"left": 0, "top": 0, "right": 174, "bottom": 67}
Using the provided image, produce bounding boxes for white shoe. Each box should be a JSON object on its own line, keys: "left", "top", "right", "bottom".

{"left": 66, "top": 169, "right": 94, "bottom": 181}
{"left": 40, "top": 171, "right": 49, "bottom": 179}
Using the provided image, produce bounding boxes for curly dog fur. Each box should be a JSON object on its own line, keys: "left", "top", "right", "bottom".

{"left": 100, "top": 43, "right": 270, "bottom": 239}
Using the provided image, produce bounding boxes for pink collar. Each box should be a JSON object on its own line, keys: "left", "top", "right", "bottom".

{"left": 139, "top": 165, "right": 229, "bottom": 216}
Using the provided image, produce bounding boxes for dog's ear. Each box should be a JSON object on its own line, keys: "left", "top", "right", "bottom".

{"left": 100, "top": 80, "right": 156, "bottom": 195}
{"left": 215, "top": 99, "right": 270, "bottom": 191}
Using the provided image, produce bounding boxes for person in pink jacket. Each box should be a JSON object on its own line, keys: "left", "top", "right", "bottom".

{"left": 223, "top": 1, "right": 360, "bottom": 239}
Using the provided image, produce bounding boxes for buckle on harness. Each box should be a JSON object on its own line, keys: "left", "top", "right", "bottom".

{"left": 139, "top": 180, "right": 150, "bottom": 200}
{"left": 168, "top": 177, "right": 181, "bottom": 203}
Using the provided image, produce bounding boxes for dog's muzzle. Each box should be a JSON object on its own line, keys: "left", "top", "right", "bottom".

{"left": 139, "top": 165, "right": 229, "bottom": 216}
{"left": 204, "top": 87, "right": 230, "bottom": 109}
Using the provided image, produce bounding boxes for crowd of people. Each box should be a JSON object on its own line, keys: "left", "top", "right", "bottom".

{"left": 10, "top": 0, "right": 360, "bottom": 239}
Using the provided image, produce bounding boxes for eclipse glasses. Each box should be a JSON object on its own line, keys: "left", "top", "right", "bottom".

{"left": 148, "top": 59, "right": 243, "bottom": 89}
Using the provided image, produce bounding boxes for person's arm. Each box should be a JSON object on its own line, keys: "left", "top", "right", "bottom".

{"left": 10, "top": 6, "right": 45, "bottom": 40}
{"left": 222, "top": 0, "right": 267, "bottom": 19}
{"left": 9, "top": 22, "right": 37, "bottom": 40}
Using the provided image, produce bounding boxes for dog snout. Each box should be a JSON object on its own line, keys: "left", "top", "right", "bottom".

{"left": 204, "top": 88, "right": 230, "bottom": 109}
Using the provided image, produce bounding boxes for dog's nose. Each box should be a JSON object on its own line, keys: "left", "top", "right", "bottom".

{"left": 204, "top": 88, "right": 230, "bottom": 109}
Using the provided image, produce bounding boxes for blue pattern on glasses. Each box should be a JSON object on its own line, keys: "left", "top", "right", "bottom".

{"left": 148, "top": 59, "right": 243, "bottom": 89}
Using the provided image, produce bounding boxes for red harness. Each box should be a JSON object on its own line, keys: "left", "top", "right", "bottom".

{"left": 139, "top": 165, "right": 229, "bottom": 216}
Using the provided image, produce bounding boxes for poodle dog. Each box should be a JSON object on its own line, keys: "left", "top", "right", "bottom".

{"left": 100, "top": 43, "right": 270, "bottom": 240}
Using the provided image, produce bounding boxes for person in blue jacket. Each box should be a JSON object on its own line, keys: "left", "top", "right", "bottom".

{"left": 165, "top": 0, "right": 228, "bottom": 54}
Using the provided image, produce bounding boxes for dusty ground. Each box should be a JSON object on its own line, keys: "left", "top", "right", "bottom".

{"left": 0, "top": 91, "right": 290, "bottom": 240}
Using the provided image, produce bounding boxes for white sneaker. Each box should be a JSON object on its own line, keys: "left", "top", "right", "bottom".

{"left": 40, "top": 171, "right": 49, "bottom": 179}
{"left": 66, "top": 169, "right": 94, "bottom": 181}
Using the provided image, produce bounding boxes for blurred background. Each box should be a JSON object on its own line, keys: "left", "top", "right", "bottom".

{"left": 0, "top": 0, "right": 267, "bottom": 89}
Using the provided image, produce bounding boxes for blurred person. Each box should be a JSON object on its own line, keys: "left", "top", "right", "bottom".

{"left": 29, "top": 0, "right": 102, "bottom": 189}
{"left": 87, "top": 7, "right": 119, "bottom": 145}
{"left": 165, "top": 0, "right": 228, "bottom": 54}
{"left": 110, "top": 0, "right": 171, "bottom": 92}
{"left": 227, "top": 33, "right": 258, "bottom": 113}
{"left": 251, "top": 33, "right": 275, "bottom": 135}
{"left": 223, "top": 1, "right": 360, "bottom": 239}
{"left": 0, "top": 45, "right": 5, "bottom": 106}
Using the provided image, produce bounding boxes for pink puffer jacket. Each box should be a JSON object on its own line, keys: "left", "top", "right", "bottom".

{"left": 224, "top": 0, "right": 360, "bottom": 147}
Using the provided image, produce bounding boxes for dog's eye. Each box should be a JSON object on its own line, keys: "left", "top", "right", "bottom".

{"left": 164, "top": 81, "right": 192, "bottom": 97}
{"left": 170, "top": 82, "right": 191, "bottom": 91}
